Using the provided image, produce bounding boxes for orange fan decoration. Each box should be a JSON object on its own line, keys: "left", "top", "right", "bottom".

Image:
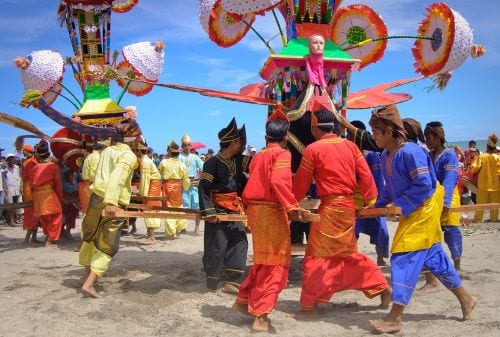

{"left": 331, "top": 4, "right": 388, "bottom": 69}
{"left": 201, "top": 0, "right": 256, "bottom": 48}
{"left": 112, "top": 0, "right": 139, "bottom": 13}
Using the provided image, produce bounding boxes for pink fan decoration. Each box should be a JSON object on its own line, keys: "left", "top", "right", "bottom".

{"left": 15, "top": 50, "right": 65, "bottom": 106}
{"left": 221, "top": 0, "right": 281, "bottom": 15}
{"left": 116, "top": 41, "right": 165, "bottom": 96}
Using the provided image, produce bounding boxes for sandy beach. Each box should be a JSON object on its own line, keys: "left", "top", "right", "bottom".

{"left": 1, "top": 217, "right": 499, "bottom": 337}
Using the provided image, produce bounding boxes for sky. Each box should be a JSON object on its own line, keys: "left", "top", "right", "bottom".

{"left": 0, "top": 0, "right": 499, "bottom": 156}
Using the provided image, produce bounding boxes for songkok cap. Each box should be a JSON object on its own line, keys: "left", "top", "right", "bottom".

{"left": 22, "top": 144, "right": 33, "bottom": 152}
{"left": 218, "top": 117, "right": 240, "bottom": 143}
{"left": 168, "top": 140, "right": 180, "bottom": 153}
{"left": 369, "top": 105, "right": 405, "bottom": 133}
{"left": 181, "top": 133, "right": 191, "bottom": 144}
{"left": 404, "top": 118, "right": 425, "bottom": 143}
{"left": 238, "top": 124, "right": 246, "bottom": 141}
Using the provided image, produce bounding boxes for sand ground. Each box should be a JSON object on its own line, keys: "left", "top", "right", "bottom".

{"left": 1, "top": 216, "right": 499, "bottom": 337}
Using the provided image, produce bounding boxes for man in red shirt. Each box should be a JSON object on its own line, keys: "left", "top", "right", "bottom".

{"left": 21, "top": 144, "right": 39, "bottom": 243}
{"left": 233, "top": 109, "right": 306, "bottom": 333}
{"left": 292, "top": 108, "right": 391, "bottom": 318}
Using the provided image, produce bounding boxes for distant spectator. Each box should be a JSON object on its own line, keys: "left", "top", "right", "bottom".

{"left": 3, "top": 153, "right": 21, "bottom": 226}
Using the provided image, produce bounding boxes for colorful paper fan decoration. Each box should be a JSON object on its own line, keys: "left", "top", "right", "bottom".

{"left": 331, "top": 4, "right": 388, "bottom": 69}
{"left": 199, "top": 0, "right": 216, "bottom": 34}
{"left": 116, "top": 41, "right": 165, "bottom": 96}
{"left": 221, "top": 0, "right": 281, "bottom": 15}
{"left": 412, "top": 3, "right": 473, "bottom": 77}
{"left": 15, "top": 50, "right": 65, "bottom": 106}
{"left": 112, "top": 0, "right": 139, "bottom": 13}
{"left": 205, "top": 0, "right": 256, "bottom": 48}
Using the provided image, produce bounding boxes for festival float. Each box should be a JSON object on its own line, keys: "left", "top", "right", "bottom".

{"left": 1, "top": 0, "right": 485, "bottom": 172}
{"left": 4, "top": 0, "right": 164, "bottom": 171}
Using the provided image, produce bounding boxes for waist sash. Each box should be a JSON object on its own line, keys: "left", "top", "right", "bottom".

{"left": 33, "top": 184, "right": 61, "bottom": 216}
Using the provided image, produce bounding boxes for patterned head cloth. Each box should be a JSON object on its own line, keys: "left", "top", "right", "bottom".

{"left": 404, "top": 118, "right": 425, "bottom": 143}
{"left": 136, "top": 136, "right": 148, "bottom": 150}
{"left": 424, "top": 121, "right": 446, "bottom": 143}
{"left": 36, "top": 140, "right": 50, "bottom": 158}
{"left": 369, "top": 104, "right": 406, "bottom": 136}
{"left": 487, "top": 134, "right": 498, "bottom": 148}
{"left": 181, "top": 133, "right": 191, "bottom": 144}
{"left": 168, "top": 140, "right": 180, "bottom": 153}
{"left": 218, "top": 117, "right": 240, "bottom": 144}
{"left": 115, "top": 118, "right": 142, "bottom": 143}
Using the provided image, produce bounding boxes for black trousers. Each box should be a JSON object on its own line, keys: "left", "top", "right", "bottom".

{"left": 290, "top": 220, "right": 310, "bottom": 244}
{"left": 203, "top": 221, "right": 248, "bottom": 290}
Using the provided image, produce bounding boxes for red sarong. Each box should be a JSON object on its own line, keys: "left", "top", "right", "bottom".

{"left": 78, "top": 180, "right": 92, "bottom": 214}
{"left": 147, "top": 179, "right": 162, "bottom": 207}
{"left": 300, "top": 253, "right": 388, "bottom": 310}
{"left": 162, "top": 179, "right": 182, "bottom": 207}
{"left": 236, "top": 265, "right": 289, "bottom": 316}
{"left": 211, "top": 192, "right": 243, "bottom": 213}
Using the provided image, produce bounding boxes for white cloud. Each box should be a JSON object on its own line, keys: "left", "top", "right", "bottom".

{"left": 188, "top": 56, "right": 227, "bottom": 67}
{"left": 209, "top": 109, "right": 221, "bottom": 117}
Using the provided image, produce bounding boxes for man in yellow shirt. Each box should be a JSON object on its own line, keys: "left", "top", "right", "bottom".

{"left": 139, "top": 146, "right": 162, "bottom": 244}
{"left": 79, "top": 117, "right": 142, "bottom": 298}
{"left": 470, "top": 134, "right": 499, "bottom": 222}
{"left": 158, "top": 141, "right": 190, "bottom": 238}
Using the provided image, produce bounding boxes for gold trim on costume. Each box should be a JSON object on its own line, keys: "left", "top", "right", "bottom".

{"left": 287, "top": 132, "right": 305, "bottom": 154}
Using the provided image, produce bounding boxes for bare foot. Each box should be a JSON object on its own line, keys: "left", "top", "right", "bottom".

{"left": 370, "top": 318, "right": 402, "bottom": 334}
{"left": 380, "top": 288, "right": 392, "bottom": 309}
{"left": 251, "top": 316, "right": 276, "bottom": 333}
{"left": 81, "top": 285, "right": 100, "bottom": 298}
{"left": 461, "top": 296, "right": 477, "bottom": 321}
{"left": 221, "top": 283, "right": 239, "bottom": 295}
{"left": 45, "top": 240, "right": 57, "bottom": 248}
{"left": 140, "top": 238, "right": 155, "bottom": 245}
{"left": 418, "top": 282, "right": 441, "bottom": 293}
{"left": 232, "top": 302, "right": 250, "bottom": 315}
{"left": 290, "top": 307, "right": 319, "bottom": 320}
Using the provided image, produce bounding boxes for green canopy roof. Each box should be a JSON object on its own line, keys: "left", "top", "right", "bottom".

{"left": 276, "top": 38, "right": 355, "bottom": 60}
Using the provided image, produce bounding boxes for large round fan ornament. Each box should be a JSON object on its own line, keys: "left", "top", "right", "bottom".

{"left": 117, "top": 41, "right": 165, "bottom": 96}
{"left": 206, "top": 0, "right": 256, "bottom": 48}
{"left": 14, "top": 50, "right": 65, "bottom": 106}
{"left": 199, "top": 0, "right": 216, "bottom": 34}
{"left": 331, "top": 4, "right": 388, "bottom": 69}
{"left": 112, "top": 0, "right": 139, "bottom": 13}
{"left": 221, "top": 0, "right": 281, "bottom": 15}
{"left": 412, "top": 3, "right": 473, "bottom": 77}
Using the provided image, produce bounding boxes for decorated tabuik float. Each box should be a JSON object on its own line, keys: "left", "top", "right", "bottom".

{"left": 193, "top": 0, "right": 485, "bottom": 168}
{"left": 6, "top": 0, "right": 164, "bottom": 171}
{"left": 1, "top": 0, "right": 485, "bottom": 172}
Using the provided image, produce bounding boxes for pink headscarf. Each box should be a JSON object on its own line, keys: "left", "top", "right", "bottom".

{"left": 306, "top": 34, "right": 327, "bottom": 88}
